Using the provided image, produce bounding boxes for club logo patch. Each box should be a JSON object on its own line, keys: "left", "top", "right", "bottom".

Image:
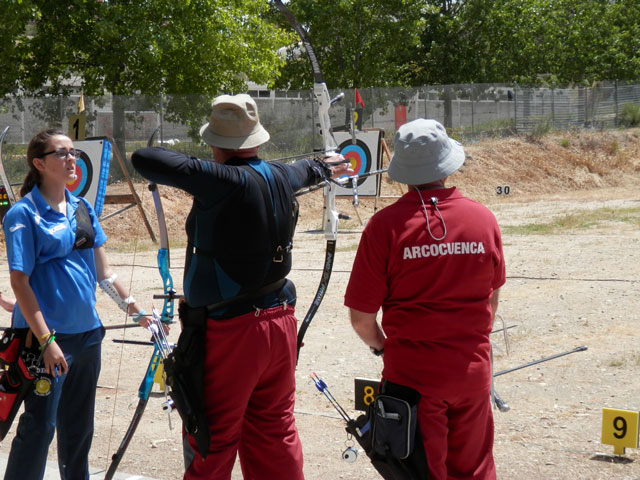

{"left": 34, "top": 377, "right": 52, "bottom": 396}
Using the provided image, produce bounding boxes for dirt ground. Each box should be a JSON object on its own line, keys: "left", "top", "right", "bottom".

{"left": 1, "top": 129, "right": 640, "bottom": 479}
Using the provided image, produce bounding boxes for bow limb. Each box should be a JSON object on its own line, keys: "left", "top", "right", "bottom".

{"left": 273, "top": 0, "right": 341, "bottom": 360}
{"left": 142, "top": 127, "right": 177, "bottom": 322}
{"left": 105, "top": 132, "right": 178, "bottom": 479}
{"left": 150, "top": 181, "right": 177, "bottom": 323}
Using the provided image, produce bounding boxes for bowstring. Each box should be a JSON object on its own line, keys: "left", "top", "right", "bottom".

{"left": 103, "top": 169, "right": 146, "bottom": 471}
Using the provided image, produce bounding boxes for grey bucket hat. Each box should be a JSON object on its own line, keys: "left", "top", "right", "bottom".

{"left": 388, "top": 119, "right": 465, "bottom": 185}
{"left": 199, "top": 94, "right": 270, "bottom": 149}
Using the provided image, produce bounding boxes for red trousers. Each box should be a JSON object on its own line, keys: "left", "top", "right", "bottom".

{"left": 418, "top": 389, "right": 496, "bottom": 480}
{"left": 184, "top": 306, "right": 304, "bottom": 480}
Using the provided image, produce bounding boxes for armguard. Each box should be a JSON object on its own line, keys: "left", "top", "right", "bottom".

{"left": 99, "top": 273, "right": 135, "bottom": 313}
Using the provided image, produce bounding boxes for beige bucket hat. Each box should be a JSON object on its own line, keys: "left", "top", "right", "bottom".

{"left": 199, "top": 94, "right": 270, "bottom": 149}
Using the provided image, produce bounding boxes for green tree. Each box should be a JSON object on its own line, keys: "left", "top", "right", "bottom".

{"left": 272, "top": 0, "right": 426, "bottom": 89}
{"left": 411, "top": 0, "right": 640, "bottom": 86}
{"left": 0, "top": 0, "right": 37, "bottom": 95}
{"left": 0, "top": 0, "right": 292, "bottom": 150}
{"left": 547, "top": 0, "right": 640, "bottom": 83}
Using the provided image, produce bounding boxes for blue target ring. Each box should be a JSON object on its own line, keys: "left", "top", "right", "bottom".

{"left": 339, "top": 139, "right": 372, "bottom": 186}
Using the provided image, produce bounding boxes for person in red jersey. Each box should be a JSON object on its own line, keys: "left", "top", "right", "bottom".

{"left": 345, "top": 118, "right": 505, "bottom": 480}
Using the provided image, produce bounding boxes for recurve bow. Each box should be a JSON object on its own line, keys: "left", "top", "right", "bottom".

{"left": 273, "top": 0, "right": 343, "bottom": 361}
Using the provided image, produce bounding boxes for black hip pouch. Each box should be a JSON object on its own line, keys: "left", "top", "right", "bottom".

{"left": 372, "top": 381, "right": 422, "bottom": 459}
{"left": 347, "top": 380, "right": 429, "bottom": 480}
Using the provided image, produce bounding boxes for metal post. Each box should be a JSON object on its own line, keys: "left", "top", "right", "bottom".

{"left": 91, "top": 99, "right": 96, "bottom": 137}
{"left": 513, "top": 84, "right": 518, "bottom": 134}
{"left": 370, "top": 86, "right": 375, "bottom": 128}
{"left": 470, "top": 87, "right": 475, "bottom": 135}
{"left": 424, "top": 86, "right": 428, "bottom": 119}
{"left": 584, "top": 87, "right": 588, "bottom": 127}
{"left": 614, "top": 80, "right": 619, "bottom": 126}
{"left": 159, "top": 95, "right": 164, "bottom": 144}
{"left": 21, "top": 109, "right": 25, "bottom": 144}
{"left": 551, "top": 87, "right": 555, "bottom": 129}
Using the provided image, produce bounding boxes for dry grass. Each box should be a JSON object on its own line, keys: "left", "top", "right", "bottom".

{"left": 99, "top": 128, "right": 640, "bottom": 245}
{"left": 458, "top": 129, "right": 640, "bottom": 204}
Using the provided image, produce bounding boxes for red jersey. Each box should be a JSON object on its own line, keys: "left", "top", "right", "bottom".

{"left": 344, "top": 187, "right": 505, "bottom": 395}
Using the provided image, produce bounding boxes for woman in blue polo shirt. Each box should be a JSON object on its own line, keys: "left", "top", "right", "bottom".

{"left": 2, "top": 129, "right": 145, "bottom": 480}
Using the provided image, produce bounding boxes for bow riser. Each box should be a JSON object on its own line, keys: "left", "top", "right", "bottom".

{"left": 314, "top": 83, "right": 339, "bottom": 153}
{"left": 323, "top": 184, "right": 339, "bottom": 241}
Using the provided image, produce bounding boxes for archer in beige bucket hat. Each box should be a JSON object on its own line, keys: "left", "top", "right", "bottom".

{"left": 388, "top": 118, "right": 465, "bottom": 185}
{"left": 199, "top": 94, "right": 270, "bottom": 150}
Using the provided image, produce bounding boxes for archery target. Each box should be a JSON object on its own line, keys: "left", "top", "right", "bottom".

{"left": 334, "top": 130, "right": 382, "bottom": 196}
{"left": 339, "top": 140, "right": 371, "bottom": 187}
{"left": 71, "top": 139, "right": 111, "bottom": 217}
{"left": 66, "top": 150, "right": 93, "bottom": 198}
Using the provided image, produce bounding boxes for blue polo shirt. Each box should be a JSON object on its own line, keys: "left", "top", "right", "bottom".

{"left": 3, "top": 185, "right": 107, "bottom": 334}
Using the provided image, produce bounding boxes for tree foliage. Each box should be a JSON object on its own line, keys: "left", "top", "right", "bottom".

{"left": 271, "top": 0, "right": 426, "bottom": 90}
{"left": 2, "top": 0, "right": 640, "bottom": 119}
{"left": 274, "top": 0, "right": 640, "bottom": 89}
{"left": 411, "top": 0, "right": 640, "bottom": 86}
{"left": 0, "top": 0, "right": 37, "bottom": 95}
{"left": 0, "top": 0, "right": 292, "bottom": 137}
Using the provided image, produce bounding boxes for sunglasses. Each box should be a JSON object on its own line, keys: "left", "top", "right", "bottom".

{"left": 41, "top": 148, "right": 82, "bottom": 160}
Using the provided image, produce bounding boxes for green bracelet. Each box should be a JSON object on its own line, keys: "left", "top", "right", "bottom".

{"left": 39, "top": 330, "right": 56, "bottom": 352}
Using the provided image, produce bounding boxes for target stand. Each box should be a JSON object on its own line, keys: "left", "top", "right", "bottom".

{"left": 75, "top": 136, "right": 156, "bottom": 243}
{"left": 332, "top": 129, "right": 403, "bottom": 224}
{"left": 372, "top": 129, "right": 405, "bottom": 202}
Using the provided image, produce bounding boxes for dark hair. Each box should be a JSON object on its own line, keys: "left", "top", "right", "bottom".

{"left": 20, "top": 128, "right": 66, "bottom": 197}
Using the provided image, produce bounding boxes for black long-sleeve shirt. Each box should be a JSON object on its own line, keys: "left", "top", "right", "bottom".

{"left": 132, "top": 147, "right": 328, "bottom": 316}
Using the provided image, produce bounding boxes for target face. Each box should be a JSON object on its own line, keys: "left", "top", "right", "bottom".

{"left": 339, "top": 139, "right": 372, "bottom": 187}
{"left": 66, "top": 150, "right": 93, "bottom": 197}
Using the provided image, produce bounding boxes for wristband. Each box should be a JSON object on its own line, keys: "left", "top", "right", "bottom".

{"left": 39, "top": 331, "right": 56, "bottom": 350}
{"left": 38, "top": 332, "right": 51, "bottom": 342}
{"left": 133, "top": 310, "right": 147, "bottom": 323}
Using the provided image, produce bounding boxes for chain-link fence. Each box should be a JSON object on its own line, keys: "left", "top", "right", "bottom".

{"left": 514, "top": 81, "right": 640, "bottom": 133}
{"left": 1, "top": 82, "right": 640, "bottom": 182}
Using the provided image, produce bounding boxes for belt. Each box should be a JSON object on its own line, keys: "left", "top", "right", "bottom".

{"left": 205, "top": 279, "right": 286, "bottom": 314}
